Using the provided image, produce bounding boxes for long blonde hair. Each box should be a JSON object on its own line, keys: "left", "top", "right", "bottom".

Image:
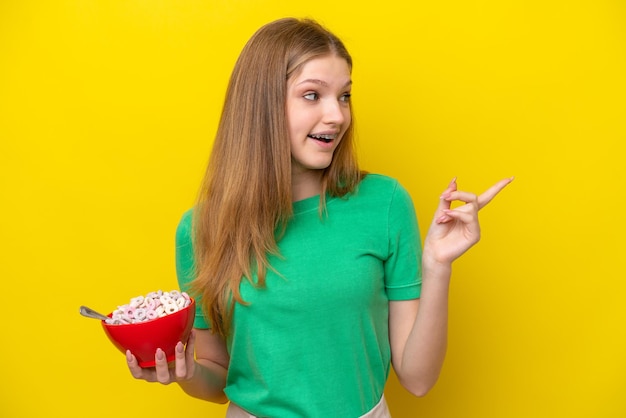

{"left": 192, "top": 18, "right": 361, "bottom": 336}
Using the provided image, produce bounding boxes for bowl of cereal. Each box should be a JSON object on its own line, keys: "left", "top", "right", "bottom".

{"left": 100, "top": 290, "right": 195, "bottom": 367}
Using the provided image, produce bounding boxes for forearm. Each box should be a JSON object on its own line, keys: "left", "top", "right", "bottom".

{"left": 397, "top": 260, "right": 452, "bottom": 396}
{"left": 177, "top": 359, "right": 229, "bottom": 403}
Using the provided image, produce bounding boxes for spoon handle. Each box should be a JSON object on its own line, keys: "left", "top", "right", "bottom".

{"left": 79, "top": 305, "right": 110, "bottom": 321}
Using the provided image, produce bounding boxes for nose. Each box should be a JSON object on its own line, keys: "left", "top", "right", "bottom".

{"left": 322, "top": 98, "right": 348, "bottom": 126}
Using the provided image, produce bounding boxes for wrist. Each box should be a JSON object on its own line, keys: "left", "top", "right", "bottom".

{"left": 422, "top": 251, "right": 453, "bottom": 279}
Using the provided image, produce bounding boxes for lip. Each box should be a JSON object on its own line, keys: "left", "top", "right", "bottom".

{"left": 308, "top": 138, "right": 337, "bottom": 151}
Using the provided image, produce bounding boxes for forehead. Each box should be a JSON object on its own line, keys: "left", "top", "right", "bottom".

{"left": 289, "top": 55, "right": 352, "bottom": 87}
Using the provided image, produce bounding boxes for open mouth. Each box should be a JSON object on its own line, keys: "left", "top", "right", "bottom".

{"left": 307, "top": 134, "right": 335, "bottom": 143}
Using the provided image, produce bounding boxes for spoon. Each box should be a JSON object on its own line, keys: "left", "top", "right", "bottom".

{"left": 79, "top": 305, "right": 110, "bottom": 321}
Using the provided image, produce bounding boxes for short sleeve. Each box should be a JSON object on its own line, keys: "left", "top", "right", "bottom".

{"left": 175, "top": 209, "right": 210, "bottom": 329}
{"left": 384, "top": 182, "right": 422, "bottom": 300}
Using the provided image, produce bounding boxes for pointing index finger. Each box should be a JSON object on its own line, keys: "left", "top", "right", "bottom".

{"left": 477, "top": 177, "right": 514, "bottom": 210}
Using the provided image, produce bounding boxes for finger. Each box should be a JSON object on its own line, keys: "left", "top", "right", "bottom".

{"left": 447, "top": 176, "right": 458, "bottom": 191}
{"left": 127, "top": 350, "right": 146, "bottom": 380}
{"left": 443, "top": 208, "right": 478, "bottom": 226}
{"left": 436, "top": 214, "right": 454, "bottom": 224}
{"left": 442, "top": 190, "right": 479, "bottom": 207}
{"left": 174, "top": 342, "right": 187, "bottom": 380}
{"left": 477, "top": 177, "right": 514, "bottom": 209}
{"left": 154, "top": 348, "right": 171, "bottom": 384}
{"left": 436, "top": 178, "right": 458, "bottom": 223}
{"left": 443, "top": 208, "right": 481, "bottom": 238}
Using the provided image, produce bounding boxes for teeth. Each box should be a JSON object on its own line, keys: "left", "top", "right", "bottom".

{"left": 308, "top": 134, "right": 335, "bottom": 142}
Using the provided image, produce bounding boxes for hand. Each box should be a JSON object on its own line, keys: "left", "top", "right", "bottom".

{"left": 126, "top": 329, "right": 197, "bottom": 384}
{"left": 423, "top": 177, "right": 513, "bottom": 266}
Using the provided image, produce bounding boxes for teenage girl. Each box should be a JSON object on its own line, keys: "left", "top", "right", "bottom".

{"left": 126, "top": 17, "right": 512, "bottom": 418}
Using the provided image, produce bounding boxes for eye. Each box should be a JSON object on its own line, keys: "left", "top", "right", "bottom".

{"left": 340, "top": 93, "right": 352, "bottom": 103}
{"left": 303, "top": 92, "right": 319, "bottom": 101}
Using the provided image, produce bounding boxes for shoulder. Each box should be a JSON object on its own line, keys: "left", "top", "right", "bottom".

{"left": 176, "top": 209, "right": 194, "bottom": 244}
{"left": 352, "top": 174, "right": 417, "bottom": 219}
{"left": 359, "top": 173, "right": 400, "bottom": 189}
{"left": 355, "top": 173, "right": 411, "bottom": 202}
{"left": 333, "top": 174, "right": 415, "bottom": 217}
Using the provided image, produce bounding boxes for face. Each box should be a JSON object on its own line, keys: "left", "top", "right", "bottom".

{"left": 286, "top": 54, "right": 352, "bottom": 177}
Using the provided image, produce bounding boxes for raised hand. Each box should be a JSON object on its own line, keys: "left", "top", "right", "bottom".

{"left": 423, "top": 177, "right": 513, "bottom": 266}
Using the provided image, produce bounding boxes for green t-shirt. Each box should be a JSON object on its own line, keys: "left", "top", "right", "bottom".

{"left": 176, "top": 174, "right": 422, "bottom": 417}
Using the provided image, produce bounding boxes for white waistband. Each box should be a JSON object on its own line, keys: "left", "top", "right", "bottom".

{"left": 225, "top": 394, "right": 391, "bottom": 418}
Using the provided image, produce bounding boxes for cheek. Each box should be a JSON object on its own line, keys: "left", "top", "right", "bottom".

{"left": 287, "top": 107, "right": 310, "bottom": 135}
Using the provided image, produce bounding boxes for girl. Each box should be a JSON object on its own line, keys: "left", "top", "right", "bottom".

{"left": 126, "top": 17, "right": 512, "bottom": 418}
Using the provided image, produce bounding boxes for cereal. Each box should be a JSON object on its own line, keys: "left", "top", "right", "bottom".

{"left": 105, "top": 290, "right": 191, "bottom": 325}
{"left": 163, "top": 301, "right": 178, "bottom": 315}
{"left": 130, "top": 296, "right": 144, "bottom": 308}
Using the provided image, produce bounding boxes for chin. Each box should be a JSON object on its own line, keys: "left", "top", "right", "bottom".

{"left": 292, "top": 163, "right": 332, "bottom": 175}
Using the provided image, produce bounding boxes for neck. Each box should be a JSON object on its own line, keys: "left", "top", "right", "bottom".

{"left": 291, "top": 169, "right": 323, "bottom": 202}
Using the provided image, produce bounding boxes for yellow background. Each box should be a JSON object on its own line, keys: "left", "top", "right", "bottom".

{"left": 1, "top": 0, "right": 624, "bottom": 417}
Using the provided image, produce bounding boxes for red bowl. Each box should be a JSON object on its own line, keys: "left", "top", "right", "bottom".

{"left": 101, "top": 298, "right": 195, "bottom": 367}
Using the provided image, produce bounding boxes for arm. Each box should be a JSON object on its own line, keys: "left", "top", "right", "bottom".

{"left": 390, "top": 177, "right": 512, "bottom": 397}
{"left": 126, "top": 328, "right": 230, "bottom": 403}
{"left": 389, "top": 265, "right": 450, "bottom": 397}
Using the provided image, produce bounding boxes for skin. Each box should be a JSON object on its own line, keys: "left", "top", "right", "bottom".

{"left": 125, "top": 53, "right": 513, "bottom": 402}
{"left": 286, "top": 55, "right": 352, "bottom": 200}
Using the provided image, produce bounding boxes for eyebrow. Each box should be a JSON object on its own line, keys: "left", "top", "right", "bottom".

{"left": 296, "top": 79, "right": 352, "bottom": 88}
